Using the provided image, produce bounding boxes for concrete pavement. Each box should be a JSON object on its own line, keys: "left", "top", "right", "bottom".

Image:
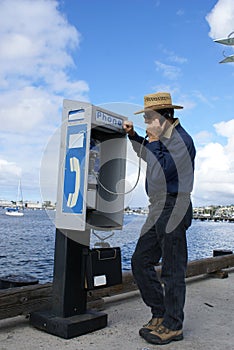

{"left": 0, "top": 271, "right": 234, "bottom": 350}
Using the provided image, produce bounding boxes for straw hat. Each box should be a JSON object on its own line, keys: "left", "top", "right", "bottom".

{"left": 134, "top": 92, "right": 183, "bottom": 114}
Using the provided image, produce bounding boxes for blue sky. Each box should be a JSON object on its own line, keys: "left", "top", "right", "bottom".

{"left": 0, "top": 0, "right": 234, "bottom": 207}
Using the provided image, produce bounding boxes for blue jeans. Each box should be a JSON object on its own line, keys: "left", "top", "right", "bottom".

{"left": 131, "top": 193, "right": 192, "bottom": 330}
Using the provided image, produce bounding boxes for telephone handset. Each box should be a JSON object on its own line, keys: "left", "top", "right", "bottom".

{"left": 67, "top": 157, "right": 80, "bottom": 208}
{"left": 159, "top": 115, "right": 166, "bottom": 126}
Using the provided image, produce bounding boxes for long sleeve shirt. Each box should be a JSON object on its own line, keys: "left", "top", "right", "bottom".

{"left": 128, "top": 120, "right": 196, "bottom": 198}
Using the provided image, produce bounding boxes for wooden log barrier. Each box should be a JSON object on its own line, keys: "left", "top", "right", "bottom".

{"left": 0, "top": 283, "right": 52, "bottom": 321}
{"left": 0, "top": 254, "right": 234, "bottom": 321}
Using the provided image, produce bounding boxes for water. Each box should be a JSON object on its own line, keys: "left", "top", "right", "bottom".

{"left": 0, "top": 208, "right": 55, "bottom": 283}
{"left": 0, "top": 208, "right": 233, "bottom": 283}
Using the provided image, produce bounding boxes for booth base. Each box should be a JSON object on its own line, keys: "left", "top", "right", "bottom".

{"left": 30, "top": 309, "right": 108, "bottom": 339}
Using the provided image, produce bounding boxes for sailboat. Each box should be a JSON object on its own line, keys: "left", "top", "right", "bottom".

{"left": 5, "top": 180, "right": 24, "bottom": 217}
{"left": 5, "top": 207, "right": 24, "bottom": 216}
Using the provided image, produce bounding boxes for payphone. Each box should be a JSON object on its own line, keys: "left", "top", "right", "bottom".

{"left": 30, "top": 100, "right": 128, "bottom": 339}
{"left": 55, "top": 100, "right": 127, "bottom": 242}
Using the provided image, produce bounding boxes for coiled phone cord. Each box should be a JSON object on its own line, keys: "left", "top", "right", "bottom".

{"left": 93, "top": 134, "right": 147, "bottom": 196}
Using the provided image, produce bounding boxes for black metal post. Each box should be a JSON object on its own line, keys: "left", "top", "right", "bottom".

{"left": 30, "top": 228, "right": 107, "bottom": 339}
{"left": 52, "top": 228, "right": 87, "bottom": 317}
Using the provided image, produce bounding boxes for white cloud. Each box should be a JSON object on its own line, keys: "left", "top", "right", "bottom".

{"left": 0, "top": 87, "right": 59, "bottom": 132}
{"left": 192, "top": 90, "right": 215, "bottom": 108}
{"left": 155, "top": 60, "right": 182, "bottom": 80}
{"left": 214, "top": 119, "right": 234, "bottom": 138}
{"left": 0, "top": 159, "right": 21, "bottom": 179}
{"left": 206, "top": 0, "right": 234, "bottom": 39}
{"left": 193, "top": 119, "right": 234, "bottom": 205}
{"left": 0, "top": 0, "right": 89, "bottom": 200}
{"left": 176, "top": 9, "right": 185, "bottom": 17}
{"left": 215, "top": 120, "right": 234, "bottom": 161}
{"left": 162, "top": 49, "right": 188, "bottom": 64}
{"left": 0, "top": 159, "right": 22, "bottom": 199}
{"left": 194, "top": 130, "right": 214, "bottom": 145}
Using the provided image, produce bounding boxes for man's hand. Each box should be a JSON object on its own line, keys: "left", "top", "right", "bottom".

{"left": 146, "top": 118, "right": 167, "bottom": 142}
{"left": 123, "top": 120, "right": 135, "bottom": 137}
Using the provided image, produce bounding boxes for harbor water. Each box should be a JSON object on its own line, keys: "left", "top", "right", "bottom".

{"left": 0, "top": 208, "right": 233, "bottom": 283}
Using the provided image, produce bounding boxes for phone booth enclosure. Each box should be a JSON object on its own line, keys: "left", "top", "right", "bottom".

{"left": 55, "top": 100, "right": 128, "bottom": 240}
{"left": 30, "top": 100, "right": 128, "bottom": 339}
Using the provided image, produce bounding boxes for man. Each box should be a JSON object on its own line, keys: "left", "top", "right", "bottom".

{"left": 123, "top": 92, "right": 196, "bottom": 345}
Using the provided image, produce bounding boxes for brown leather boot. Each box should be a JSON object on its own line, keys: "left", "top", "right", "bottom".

{"left": 139, "top": 317, "right": 163, "bottom": 337}
{"left": 143, "top": 324, "right": 183, "bottom": 345}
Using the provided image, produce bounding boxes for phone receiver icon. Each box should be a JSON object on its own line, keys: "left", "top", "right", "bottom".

{"left": 67, "top": 156, "right": 80, "bottom": 208}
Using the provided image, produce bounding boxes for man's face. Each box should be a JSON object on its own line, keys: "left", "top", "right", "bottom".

{"left": 143, "top": 110, "right": 163, "bottom": 125}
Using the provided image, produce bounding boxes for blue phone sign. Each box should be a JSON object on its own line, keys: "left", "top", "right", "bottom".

{"left": 62, "top": 124, "right": 87, "bottom": 214}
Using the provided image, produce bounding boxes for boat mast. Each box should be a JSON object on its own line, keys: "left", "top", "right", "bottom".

{"left": 17, "top": 179, "right": 24, "bottom": 208}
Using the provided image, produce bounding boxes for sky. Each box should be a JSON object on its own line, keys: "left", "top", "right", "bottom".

{"left": 0, "top": 0, "right": 234, "bottom": 208}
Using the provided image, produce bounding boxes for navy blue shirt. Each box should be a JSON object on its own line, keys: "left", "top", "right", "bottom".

{"left": 129, "top": 121, "right": 196, "bottom": 198}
